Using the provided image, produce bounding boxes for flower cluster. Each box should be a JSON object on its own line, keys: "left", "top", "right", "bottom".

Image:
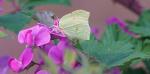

{"left": 8, "top": 19, "right": 77, "bottom": 74}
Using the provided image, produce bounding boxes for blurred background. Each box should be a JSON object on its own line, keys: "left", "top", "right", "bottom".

{"left": 0, "top": 0, "right": 150, "bottom": 74}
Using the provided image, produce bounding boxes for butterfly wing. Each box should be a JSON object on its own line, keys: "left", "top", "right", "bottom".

{"left": 59, "top": 10, "right": 91, "bottom": 40}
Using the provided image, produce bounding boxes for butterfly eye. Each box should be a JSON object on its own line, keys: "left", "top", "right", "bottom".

{"left": 51, "top": 15, "right": 55, "bottom": 19}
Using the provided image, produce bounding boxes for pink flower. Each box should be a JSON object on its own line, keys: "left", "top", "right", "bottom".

{"left": 91, "top": 25, "right": 101, "bottom": 40}
{"left": 106, "top": 16, "right": 127, "bottom": 28}
{"left": 106, "top": 17, "right": 139, "bottom": 38}
{"left": 9, "top": 48, "right": 33, "bottom": 72}
{"left": 18, "top": 24, "right": 51, "bottom": 46}
{"left": 0, "top": 56, "right": 10, "bottom": 74}
{"left": 54, "top": 18, "right": 59, "bottom": 26}
{"left": 48, "top": 39, "right": 68, "bottom": 65}
{"left": 48, "top": 45, "right": 64, "bottom": 65}
{"left": 105, "top": 67, "right": 121, "bottom": 74}
{"left": 36, "top": 70, "right": 50, "bottom": 74}
{"left": 50, "top": 19, "right": 66, "bottom": 39}
{"left": 40, "top": 42, "right": 54, "bottom": 54}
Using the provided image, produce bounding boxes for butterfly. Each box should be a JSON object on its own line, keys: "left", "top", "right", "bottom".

{"left": 36, "top": 10, "right": 91, "bottom": 40}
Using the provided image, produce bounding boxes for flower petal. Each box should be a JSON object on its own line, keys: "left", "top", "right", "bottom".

{"left": 9, "top": 58, "right": 22, "bottom": 72}
{"left": 18, "top": 29, "right": 28, "bottom": 44}
{"left": 105, "top": 67, "right": 121, "bottom": 74}
{"left": 25, "top": 30, "right": 34, "bottom": 46}
{"left": 40, "top": 42, "right": 54, "bottom": 53}
{"left": 54, "top": 18, "right": 59, "bottom": 26}
{"left": 91, "top": 25, "right": 101, "bottom": 40}
{"left": 18, "top": 25, "right": 40, "bottom": 45}
{"left": 0, "top": 56, "right": 10, "bottom": 74}
{"left": 0, "top": 67, "right": 8, "bottom": 74}
{"left": 106, "top": 17, "right": 138, "bottom": 38}
{"left": 29, "top": 25, "right": 40, "bottom": 35}
{"left": 51, "top": 27, "right": 66, "bottom": 38}
{"left": 51, "top": 19, "right": 66, "bottom": 38}
{"left": 57, "top": 39, "right": 68, "bottom": 50}
{"left": 0, "top": 56, "right": 10, "bottom": 68}
{"left": 36, "top": 70, "right": 50, "bottom": 74}
{"left": 106, "top": 16, "right": 127, "bottom": 28}
{"left": 48, "top": 46, "right": 63, "bottom": 65}
{"left": 35, "top": 27, "right": 50, "bottom": 46}
{"left": 19, "top": 48, "right": 33, "bottom": 68}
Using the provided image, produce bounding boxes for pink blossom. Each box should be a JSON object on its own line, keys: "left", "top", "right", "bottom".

{"left": 50, "top": 19, "right": 66, "bottom": 39}
{"left": 40, "top": 42, "right": 54, "bottom": 54}
{"left": 9, "top": 48, "right": 33, "bottom": 72}
{"left": 36, "top": 70, "right": 50, "bottom": 74}
{"left": 106, "top": 16, "right": 127, "bottom": 28}
{"left": 91, "top": 25, "right": 101, "bottom": 39}
{"left": 105, "top": 67, "right": 121, "bottom": 74}
{"left": 48, "top": 38, "right": 69, "bottom": 65}
{"left": 106, "top": 17, "right": 139, "bottom": 38}
{"left": 48, "top": 45, "right": 64, "bottom": 65}
{"left": 18, "top": 24, "right": 51, "bottom": 46}
{"left": 0, "top": 56, "right": 10, "bottom": 74}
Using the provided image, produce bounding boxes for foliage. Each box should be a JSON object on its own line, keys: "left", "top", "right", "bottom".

{"left": 130, "top": 10, "right": 150, "bottom": 37}
{"left": 19, "top": 0, "right": 71, "bottom": 9}
{"left": 0, "top": 12, "right": 32, "bottom": 33}
{"left": 79, "top": 25, "right": 146, "bottom": 68}
{"left": 0, "top": 0, "right": 71, "bottom": 33}
{"left": 1, "top": 0, "right": 150, "bottom": 74}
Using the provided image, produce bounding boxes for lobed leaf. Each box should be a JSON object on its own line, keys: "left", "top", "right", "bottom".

{"left": 130, "top": 10, "right": 150, "bottom": 37}
{"left": 79, "top": 25, "right": 146, "bottom": 68}
{"left": 0, "top": 12, "right": 32, "bottom": 33}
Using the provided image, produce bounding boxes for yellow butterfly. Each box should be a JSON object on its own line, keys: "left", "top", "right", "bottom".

{"left": 59, "top": 10, "right": 91, "bottom": 40}
{"left": 36, "top": 10, "right": 91, "bottom": 40}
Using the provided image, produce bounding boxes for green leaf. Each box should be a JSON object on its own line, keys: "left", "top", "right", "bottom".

{"left": 79, "top": 25, "right": 145, "bottom": 68}
{"left": 130, "top": 10, "right": 150, "bottom": 37}
{"left": 0, "top": 31, "right": 7, "bottom": 38}
{"left": 143, "top": 45, "right": 150, "bottom": 55}
{"left": 0, "top": 12, "right": 32, "bottom": 33}
{"left": 20, "top": 0, "right": 71, "bottom": 9}
{"left": 144, "top": 59, "right": 150, "bottom": 73}
{"left": 80, "top": 40, "right": 144, "bottom": 68}
{"left": 144, "top": 39, "right": 150, "bottom": 44}
{"left": 142, "top": 41, "right": 150, "bottom": 57}
{"left": 137, "top": 10, "right": 150, "bottom": 26}
{"left": 129, "top": 37, "right": 150, "bottom": 58}
{"left": 130, "top": 26, "right": 150, "bottom": 37}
